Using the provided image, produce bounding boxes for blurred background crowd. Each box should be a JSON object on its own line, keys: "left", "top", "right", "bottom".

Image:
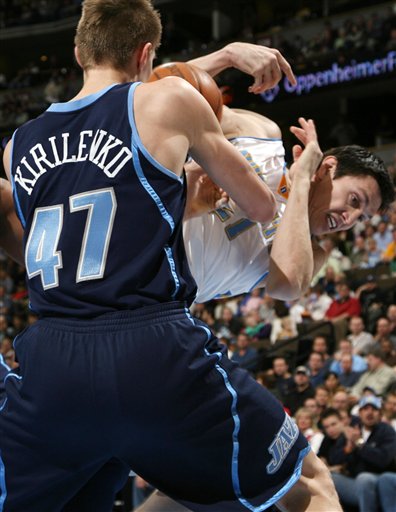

{"left": 1, "top": 0, "right": 396, "bottom": 511}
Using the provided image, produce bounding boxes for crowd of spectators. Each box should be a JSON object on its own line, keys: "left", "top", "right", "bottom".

{"left": 1, "top": 3, "right": 396, "bottom": 138}
{"left": 0, "top": 0, "right": 80, "bottom": 28}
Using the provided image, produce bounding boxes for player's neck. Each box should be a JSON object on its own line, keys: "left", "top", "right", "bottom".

{"left": 72, "top": 67, "right": 139, "bottom": 101}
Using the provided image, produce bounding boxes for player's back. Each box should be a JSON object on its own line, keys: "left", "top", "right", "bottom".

{"left": 10, "top": 83, "right": 196, "bottom": 317}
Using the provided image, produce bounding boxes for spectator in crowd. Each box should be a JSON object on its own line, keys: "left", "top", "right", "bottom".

{"left": 355, "top": 275, "right": 389, "bottom": 332}
{"left": 213, "top": 306, "right": 243, "bottom": 341}
{"left": 350, "top": 348, "right": 396, "bottom": 399}
{"left": 382, "top": 227, "right": 396, "bottom": 262}
{"left": 331, "top": 389, "right": 350, "bottom": 414}
{"left": 382, "top": 390, "right": 396, "bottom": 431}
{"left": 337, "top": 353, "right": 364, "bottom": 388}
{"left": 387, "top": 304, "right": 396, "bottom": 336}
{"left": 230, "top": 331, "right": 258, "bottom": 373}
{"left": 303, "top": 284, "right": 333, "bottom": 321}
{"left": 330, "top": 338, "right": 368, "bottom": 373}
{"left": 317, "top": 408, "right": 347, "bottom": 472}
{"left": 331, "top": 395, "right": 396, "bottom": 512}
{"left": 239, "top": 288, "right": 263, "bottom": 315}
{"left": 243, "top": 310, "right": 271, "bottom": 340}
{"left": 323, "top": 371, "right": 342, "bottom": 395}
{"left": 294, "top": 407, "right": 324, "bottom": 454}
{"left": 304, "top": 397, "right": 321, "bottom": 424}
{"left": 373, "top": 220, "right": 393, "bottom": 253}
{"left": 379, "top": 338, "right": 396, "bottom": 367}
{"left": 373, "top": 316, "right": 396, "bottom": 347}
{"left": 349, "top": 235, "right": 369, "bottom": 268}
{"left": 315, "top": 385, "right": 332, "bottom": 415}
{"left": 306, "top": 352, "right": 326, "bottom": 387}
{"left": 317, "top": 266, "right": 338, "bottom": 297}
{"left": 325, "top": 283, "right": 361, "bottom": 341}
{"left": 366, "top": 237, "right": 383, "bottom": 267}
{"left": 347, "top": 315, "right": 375, "bottom": 355}
{"left": 311, "top": 335, "right": 333, "bottom": 371}
{"left": 282, "top": 366, "right": 315, "bottom": 416}
{"left": 265, "top": 356, "right": 294, "bottom": 400}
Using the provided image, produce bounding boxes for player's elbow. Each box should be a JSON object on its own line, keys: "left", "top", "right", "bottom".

{"left": 266, "top": 266, "right": 311, "bottom": 301}
{"left": 245, "top": 190, "right": 277, "bottom": 223}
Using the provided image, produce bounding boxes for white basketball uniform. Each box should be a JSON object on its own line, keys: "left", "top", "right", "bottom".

{"left": 184, "top": 137, "right": 289, "bottom": 303}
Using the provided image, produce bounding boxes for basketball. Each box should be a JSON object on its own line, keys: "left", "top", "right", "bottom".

{"left": 148, "top": 62, "right": 223, "bottom": 121}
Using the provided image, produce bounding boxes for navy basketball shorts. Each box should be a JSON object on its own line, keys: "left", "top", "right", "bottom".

{"left": 0, "top": 302, "right": 309, "bottom": 511}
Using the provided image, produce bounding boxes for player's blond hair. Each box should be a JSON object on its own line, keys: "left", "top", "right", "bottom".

{"left": 75, "top": 0, "right": 162, "bottom": 71}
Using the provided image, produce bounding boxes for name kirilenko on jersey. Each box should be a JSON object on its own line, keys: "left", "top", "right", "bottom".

{"left": 14, "top": 129, "right": 133, "bottom": 195}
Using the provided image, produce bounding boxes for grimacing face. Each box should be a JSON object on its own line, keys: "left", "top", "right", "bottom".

{"left": 308, "top": 159, "right": 382, "bottom": 237}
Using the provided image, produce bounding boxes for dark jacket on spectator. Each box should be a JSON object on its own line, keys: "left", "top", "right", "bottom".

{"left": 346, "top": 422, "right": 396, "bottom": 476}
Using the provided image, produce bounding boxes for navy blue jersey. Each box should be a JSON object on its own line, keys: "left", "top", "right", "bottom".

{"left": 10, "top": 82, "right": 197, "bottom": 317}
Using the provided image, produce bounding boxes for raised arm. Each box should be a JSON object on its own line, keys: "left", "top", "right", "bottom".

{"left": 135, "top": 78, "right": 276, "bottom": 224}
{"left": 187, "top": 42, "right": 296, "bottom": 94}
{"left": 266, "top": 119, "right": 324, "bottom": 301}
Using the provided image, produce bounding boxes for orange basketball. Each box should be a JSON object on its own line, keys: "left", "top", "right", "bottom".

{"left": 148, "top": 62, "right": 223, "bottom": 121}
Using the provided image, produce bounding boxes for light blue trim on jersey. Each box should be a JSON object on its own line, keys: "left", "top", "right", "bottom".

{"left": 228, "top": 136, "right": 282, "bottom": 142}
{"left": 127, "top": 82, "right": 184, "bottom": 184}
{"left": 0, "top": 355, "right": 10, "bottom": 373}
{"left": 0, "top": 398, "right": 7, "bottom": 412}
{"left": 131, "top": 143, "right": 175, "bottom": 232}
{"left": 0, "top": 450, "right": 6, "bottom": 511}
{"left": 46, "top": 84, "right": 119, "bottom": 112}
{"left": 9, "top": 129, "right": 26, "bottom": 228}
{"left": 164, "top": 246, "right": 180, "bottom": 298}
{"left": 4, "top": 373, "right": 22, "bottom": 384}
{"left": 183, "top": 308, "right": 310, "bottom": 511}
{"left": 249, "top": 271, "right": 269, "bottom": 292}
{"left": 127, "top": 82, "right": 183, "bottom": 295}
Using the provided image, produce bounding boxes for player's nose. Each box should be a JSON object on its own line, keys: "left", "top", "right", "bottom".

{"left": 342, "top": 208, "right": 363, "bottom": 229}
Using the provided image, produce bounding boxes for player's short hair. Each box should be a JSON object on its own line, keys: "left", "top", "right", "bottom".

{"left": 75, "top": 0, "right": 162, "bottom": 71}
{"left": 324, "top": 145, "right": 395, "bottom": 212}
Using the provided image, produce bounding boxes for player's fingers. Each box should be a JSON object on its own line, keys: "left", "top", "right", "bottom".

{"left": 273, "top": 49, "right": 296, "bottom": 86}
{"left": 292, "top": 144, "right": 303, "bottom": 162}
{"left": 249, "top": 52, "right": 283, "bottom": 92}
{"left": 290, "top": 126, "right": 307, "bottom": 145}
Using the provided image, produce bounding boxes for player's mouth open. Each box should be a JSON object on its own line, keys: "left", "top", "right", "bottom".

{"left": 327, "top": 214, "right": 337, "bottom": 230}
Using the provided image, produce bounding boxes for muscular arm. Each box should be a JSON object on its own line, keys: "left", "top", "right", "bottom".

{"left": 135, "top": 78, "right": 276, "bottom": 224}
{"left": 187, "top": 42, "right": 296, "bottom": 93}
{"left": 266, "top": 120, "right": 323, "bottom": 301}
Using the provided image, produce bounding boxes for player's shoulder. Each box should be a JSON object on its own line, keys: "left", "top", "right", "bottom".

{"left": 141, "top": 77, "right": 202, "bottom": 105}
{"left": 226, "top": 108, "right": 281, "bottom": 139}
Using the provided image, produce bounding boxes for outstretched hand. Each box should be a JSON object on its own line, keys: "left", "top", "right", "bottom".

{"left": 226, "top": 42, "right": 296, "bottom": 93}
{"left": 289, "top": 118, "right": 323, "bottom": 182}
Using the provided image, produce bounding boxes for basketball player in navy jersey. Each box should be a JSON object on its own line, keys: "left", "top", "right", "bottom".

{"left": 0, "top": 1, "right": 342, "bottom": 512}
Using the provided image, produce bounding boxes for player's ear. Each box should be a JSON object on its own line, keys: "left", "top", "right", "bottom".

{"left": 313, "top": 155, "right": 337, "bottom": 181}
{"left": 136, "top": 42, "right": 153, "bottom": 72}
{"left": 74, "top": 46, "right": 83, "bottom": 69}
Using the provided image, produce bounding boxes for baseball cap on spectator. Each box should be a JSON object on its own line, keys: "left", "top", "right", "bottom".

{"left": 358, "top": 396, "right": 382, "bottom": 410}
{"left": 294, "top": 366, "right": 311, "bottom": 376}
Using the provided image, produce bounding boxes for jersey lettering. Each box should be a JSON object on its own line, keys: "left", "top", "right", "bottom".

{"left": 266, "top": 415, "right": 299, "bottom": 474}
{"left": 14, "top": 130, "right": 132, "bottom": 195}
{"left": 26, "top": 188, "right": 117, "bottom": 288}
